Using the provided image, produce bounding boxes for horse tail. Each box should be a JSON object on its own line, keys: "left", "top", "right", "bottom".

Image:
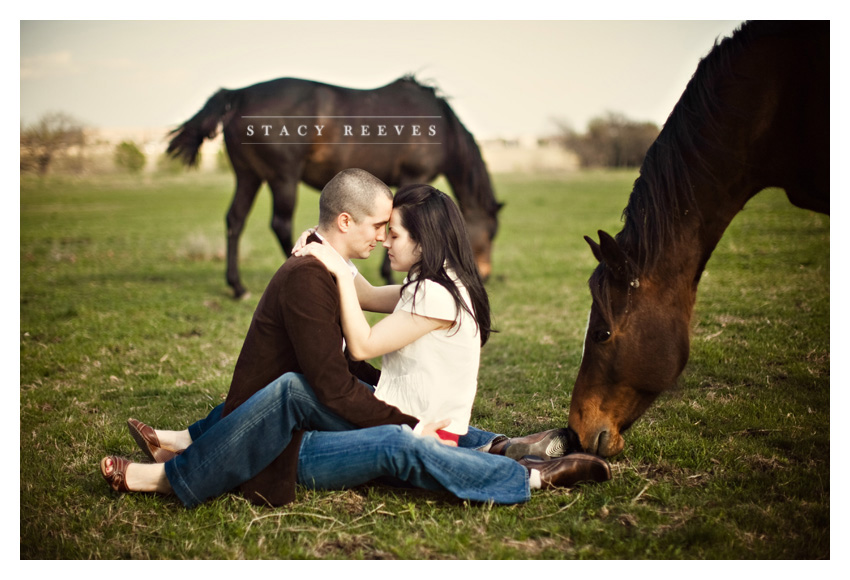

{"left": 437, "top": 97, "right": 500, "bottom": 216}
{"left": 166, "top": 89, "right": 235, "bottom": 166}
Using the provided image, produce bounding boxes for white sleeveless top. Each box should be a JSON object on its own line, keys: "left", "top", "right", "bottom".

{"left": 374, "top": 271, "right": 480, "bottom": 435}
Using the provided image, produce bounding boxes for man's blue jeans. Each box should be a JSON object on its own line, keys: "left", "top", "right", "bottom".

{"left": 166, "top": 373, "right": 531, "bottom": 507}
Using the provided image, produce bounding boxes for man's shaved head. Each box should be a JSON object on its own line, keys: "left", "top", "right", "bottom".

{"left": 318, "top": 168, "right": 393, "bottom": 228}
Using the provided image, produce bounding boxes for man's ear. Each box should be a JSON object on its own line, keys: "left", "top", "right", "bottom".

{"left": 336, "top": 212, "right": 353, "bottom": 233}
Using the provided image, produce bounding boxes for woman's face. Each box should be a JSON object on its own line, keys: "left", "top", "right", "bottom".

{"left": 383, "top": 208, "right": 420, "bottom": 272}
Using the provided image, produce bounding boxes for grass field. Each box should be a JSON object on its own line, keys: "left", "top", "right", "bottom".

{"left": 20, "top": 170, "right": 829, "bottom": 559}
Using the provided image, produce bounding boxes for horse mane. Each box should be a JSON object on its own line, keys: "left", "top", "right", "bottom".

{"left": 440, "top": 97, "right": 500, "bottom": 215}
{"left": 395, "top": 74, "right": 499, "bottom": 216}
{"left": 396, "top": 74, "right": 444, "bottom": 96}
{"left": 615, "top": 21, "right": 779, "bottom": 272}
{"left": 588, "top": 22, "right": 798, "bottom": 321}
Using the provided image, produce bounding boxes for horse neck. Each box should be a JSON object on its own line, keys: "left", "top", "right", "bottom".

{"left": 628, "top": 140, "right": 761, "bottom": 304}
{"left": 694, "top": 181, "right": 760, "bottom": 279}
{"left": 443, "top": 140, "right": 498, "bottom": 219}
{"left": 633, "top": 68, "right": 785, "bottom": 295}
{"left": 650, "top": 22, "right": 824, "bottom": 285}
{"left": 438, "top": 102, "right": 498, "bottom": 218}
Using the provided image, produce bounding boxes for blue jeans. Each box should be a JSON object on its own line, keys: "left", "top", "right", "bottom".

{"left": 296, "top": 426, "right": 529, "bottom": 503}
{"left": 168, "top": 373, "right": 530, "bottom": 506}
{"left": 166, "top": 372, "right": 360, "bottom": 506}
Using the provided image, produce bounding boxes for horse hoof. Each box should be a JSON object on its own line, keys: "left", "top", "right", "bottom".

{"left": 231, "top": 287, "right": 250, "bottom": 300}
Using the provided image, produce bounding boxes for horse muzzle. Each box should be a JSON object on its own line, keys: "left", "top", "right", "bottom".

{"left": 568, "top": 424, "right": 624, "bottom": 458}
{"left": 475, "top": 259, "right": 492, "bottom": 282}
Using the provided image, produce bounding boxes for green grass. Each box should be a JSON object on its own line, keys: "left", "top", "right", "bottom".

{"left": 20, "top": 170, "right": 829, "bottom": 559}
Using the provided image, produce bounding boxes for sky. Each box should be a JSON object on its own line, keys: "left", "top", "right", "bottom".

{"left": 19, "top": 20, "right": 747, "bottom": 140}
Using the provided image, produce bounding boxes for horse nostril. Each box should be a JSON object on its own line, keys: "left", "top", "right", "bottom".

{"left": 597, "top": 430, "right": 611, "bottom": 453}
{"left": 564, "top": 426, "right": 583, "bottom": 453}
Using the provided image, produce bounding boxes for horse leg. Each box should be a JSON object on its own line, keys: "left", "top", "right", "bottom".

{"left": 268, "top": 176, "right": 299, "bottom": 257}
{"left": 226, "top": 173, "right": 263, "bottom": 299}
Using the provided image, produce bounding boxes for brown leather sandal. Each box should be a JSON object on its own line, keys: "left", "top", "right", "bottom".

{"left": 100, "top": 456, "right": 133, "bottom": 492}
{"left": 127, "top": 418, "right": 181, "bottom": 463}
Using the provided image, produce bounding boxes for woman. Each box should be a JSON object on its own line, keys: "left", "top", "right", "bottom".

{"left": 101, "top": 185, "right": 609, "bottom": 505}
{"left": 295, "top": 183, "right": 491, "bottom": 442}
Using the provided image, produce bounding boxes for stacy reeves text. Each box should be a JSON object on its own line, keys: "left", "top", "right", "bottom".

{"left": 243, "top": 120, "right": 439, "bottom": 143}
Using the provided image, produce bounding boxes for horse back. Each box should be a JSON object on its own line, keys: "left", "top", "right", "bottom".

{"left": 220, "top": 77, "right": 451, "bottom": 189}
{"left": 734, "top": 22, "right": 829, "bottom": 214}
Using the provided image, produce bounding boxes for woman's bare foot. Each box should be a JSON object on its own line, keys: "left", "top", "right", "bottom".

{"left": 154, "top": 429, "right": 193, "bottom": 453}
{"left": 101, "top": 456, "right": 172, "bottom": 494}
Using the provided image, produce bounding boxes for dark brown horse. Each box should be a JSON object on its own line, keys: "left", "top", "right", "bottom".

{"left": 568, "top": 21, "right": 829, "bottom": 457}
{"left": 167, "top": 75, "right": 501, "bottom": 298}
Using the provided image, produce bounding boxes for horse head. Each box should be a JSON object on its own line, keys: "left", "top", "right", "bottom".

{"left": 567, "top": 230, "right": 692, "bottom": 457}
{"left": 463, "top": 201, "right": 504, "bottom": 281}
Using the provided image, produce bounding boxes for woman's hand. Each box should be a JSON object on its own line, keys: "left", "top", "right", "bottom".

{"left": 290, "top": 226, "right": 317, "bottom": 255}
{"left": 295, "top": 241, "right": 350, "bottom": 279}
{"left": 419, "top": 419, "right": 458, "bottom": 447}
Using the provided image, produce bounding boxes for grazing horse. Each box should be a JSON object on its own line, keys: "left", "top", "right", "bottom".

{"left": 567, "top": 21, "right": 829, "bottom": 457}
{"left": 167, "top": 75, "right": 501, "bottom": 298}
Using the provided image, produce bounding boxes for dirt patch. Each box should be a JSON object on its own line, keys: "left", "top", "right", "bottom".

{"left": 317, "top": 489, "right": 368, "bottom": 516}
{"left": 313, "top": 533, "right": 395, "bottom": 559}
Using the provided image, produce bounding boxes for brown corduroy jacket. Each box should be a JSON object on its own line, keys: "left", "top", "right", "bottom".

{"left": 222, "top": 240, "right": 418, "bottom": 506}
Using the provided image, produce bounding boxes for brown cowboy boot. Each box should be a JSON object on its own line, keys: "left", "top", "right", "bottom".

{"left": 488, "top": 428, "right": 578, "bottom": 460}
{"left": 518, "top": 453, "right": 612, "bottom": 488}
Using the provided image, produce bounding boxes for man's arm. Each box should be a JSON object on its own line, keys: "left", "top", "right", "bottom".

{"left": 280, "top": 260, "right": 418, "bottom": 429}
{"left": 348, "top": 356, "right": 381, "bottom": 386}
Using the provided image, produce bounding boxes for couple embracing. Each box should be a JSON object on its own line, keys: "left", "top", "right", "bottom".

{"left": 100, "top": 168, "right": 610, "bottom": 507}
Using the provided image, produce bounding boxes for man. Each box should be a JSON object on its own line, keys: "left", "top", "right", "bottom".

{"left": 221, "top": 168, "right": 422, "bottom": 505}
{"left": 121, "top": 169, "right": 609, "bottom": 507}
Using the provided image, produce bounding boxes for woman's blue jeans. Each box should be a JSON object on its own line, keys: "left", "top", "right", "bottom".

{"left": 166, "top": 373, "right": 531, "bottom": 507}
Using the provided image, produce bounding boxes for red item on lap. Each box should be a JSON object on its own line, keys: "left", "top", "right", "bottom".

{"left": 436, "top": 430, "right": 459, "bottom": 444}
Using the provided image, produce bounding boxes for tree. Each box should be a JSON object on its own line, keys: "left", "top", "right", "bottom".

{"left": 114, "top": 141, "right": 146, "bottom": 174}
{"left": 20, "top": 112, "right": 86, "bottom": 175}
{"left": 157, "top": 151, "right": 191, "bottom": 174}
{"left": 555, "top": 112, "right": 659, "bottom": 168}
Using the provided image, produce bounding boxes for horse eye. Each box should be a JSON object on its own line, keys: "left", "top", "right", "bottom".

{"left": 592, "top": 329, "right": 612, "bottom": 343}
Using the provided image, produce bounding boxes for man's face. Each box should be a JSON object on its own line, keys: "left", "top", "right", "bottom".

{"left": 346, "top": 193, "right": 392, "bottom": 260}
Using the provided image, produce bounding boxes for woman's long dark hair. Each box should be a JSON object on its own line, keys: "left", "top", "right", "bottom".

{"left": 394, "top": 184, "right": 492, "bottom": 346}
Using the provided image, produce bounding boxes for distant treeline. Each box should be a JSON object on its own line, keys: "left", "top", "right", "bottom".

{"left": 21, "top": 110, "right": 661, "bottom": 176}
{"left": 19, "top": 111, "right": 227, "bottom": 176}
{"left": 555, "top": 112, "right": 660, "bottom": 168}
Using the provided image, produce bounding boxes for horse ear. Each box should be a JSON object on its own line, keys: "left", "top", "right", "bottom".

{"left": 584, "top": 235, "right": 603, "bottom": 263}
{"left": 597, "top": 230, "right": 629, "bottom": 283}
